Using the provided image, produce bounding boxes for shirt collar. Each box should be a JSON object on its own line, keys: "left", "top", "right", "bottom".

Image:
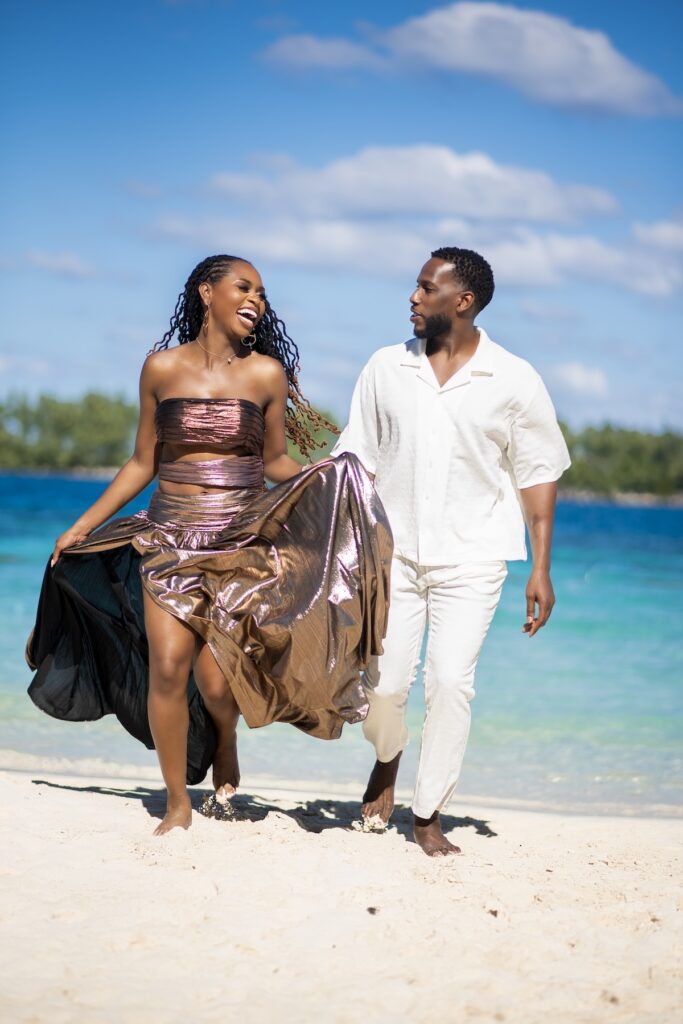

{"left": 399, "top": 327, "right": 495, "bottom": 392}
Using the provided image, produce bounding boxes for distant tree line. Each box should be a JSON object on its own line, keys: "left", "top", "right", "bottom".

{"left": 1, "top": 394, "right": 682, "bottom": 496}
{"left": 560, "top": 422, "right": 683, "bottom": 497}
{"left": 0, "top": 393, "right": 138, "bottom": 470}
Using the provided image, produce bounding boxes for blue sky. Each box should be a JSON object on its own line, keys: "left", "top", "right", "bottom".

{"left": 1, "top": 0, "right": 681, "bottom": 429}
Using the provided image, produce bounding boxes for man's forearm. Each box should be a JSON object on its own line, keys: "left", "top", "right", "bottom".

{"left": 519, "top": 482, "right": 558, "bottom": 571}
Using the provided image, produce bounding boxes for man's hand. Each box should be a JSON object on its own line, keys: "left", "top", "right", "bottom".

{"left": 523, "top": 569, "right": 555, "bottom": 636}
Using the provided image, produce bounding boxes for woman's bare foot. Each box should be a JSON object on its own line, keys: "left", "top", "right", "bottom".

{"left": 154, "top": 793, "right": 192, "bottom": 836}
{"left": 212, "top": 731, "right": 240, "bottom": 802}
{"left": 413, "top": 811, "right": 461, "bottom": 857}
{"left": 361, "top": 753, "right": 402, "bottom": 825}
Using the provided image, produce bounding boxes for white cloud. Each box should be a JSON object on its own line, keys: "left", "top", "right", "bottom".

{"left": 552, "top": 362, "right": 608, "bottom": 398}
{"left": 26, "top": 250, "right": 95, "bottom": 278}
{"left": 211, "top": 145, "right": 616, "bottom": 224}
{"left": 470, "top": 226, "right": 682, "bottom": 296}
{"left": 264, "top": 34, "right": 384, "bottom": 71}
{"left": 156, "top": 215, "right": 434, "bottom": 276}
{"left": 633, "top": 216, "right": 683, "bottom": 250}
{"left": 155, "top": 215, "right": 681, "bottom": 297}
{"left": 263, "top": 2, "right": 683, "bottom": 117}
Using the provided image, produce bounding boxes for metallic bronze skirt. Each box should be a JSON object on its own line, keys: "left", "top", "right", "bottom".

{"left": 27, "top": 455, "right": 393, "bottom": 784}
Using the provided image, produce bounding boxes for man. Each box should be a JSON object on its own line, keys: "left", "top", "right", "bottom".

{"left": 332, "top": 247, "right": 570, "bottom": 857}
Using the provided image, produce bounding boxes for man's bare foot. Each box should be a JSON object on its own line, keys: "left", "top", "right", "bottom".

{"left": 154, "top": 793, "right": 192, "bottom": 836}
{"left": 413, "top": 811, "right": 461, "bottom": 857}
{"left": 361, "top": 753, "right": 402, "bottom": 825}
{"left": 212, "top": 731, "right": 240, "bottom": 802}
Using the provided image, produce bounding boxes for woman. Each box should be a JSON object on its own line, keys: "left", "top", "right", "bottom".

{"left": 27, "top": 254, "right": 392, "bottom": 835}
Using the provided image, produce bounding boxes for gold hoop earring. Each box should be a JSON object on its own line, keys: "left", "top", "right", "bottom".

{"left": 202, "top": 305, "right": 210, "bottom": 337}
{"left": 241, "top": 333, "right": 256, "bottom": 350}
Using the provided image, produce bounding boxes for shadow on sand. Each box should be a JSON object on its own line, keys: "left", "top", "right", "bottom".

{"left": 31, "top": 778, "right": 498, "bottom": 842}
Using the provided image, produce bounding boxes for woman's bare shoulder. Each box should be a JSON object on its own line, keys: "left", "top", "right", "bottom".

{"left": 143, "top": 345, "right": 188, "bottom": 369}
{"left": 249, "top": 352, "right": 287, "bottom": 382}
{"left": 141, "top": 345, "right": 190, "bottom": 383}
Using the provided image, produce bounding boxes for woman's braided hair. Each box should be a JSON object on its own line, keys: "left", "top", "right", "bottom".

{"left": 151, "top": 255, "right": 337, "bottom": 459}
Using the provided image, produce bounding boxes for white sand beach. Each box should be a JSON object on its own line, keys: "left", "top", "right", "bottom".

{"left": 0, "top": 762, "right": 681, "bottom": 1024}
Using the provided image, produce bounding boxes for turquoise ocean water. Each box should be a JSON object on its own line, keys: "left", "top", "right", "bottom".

{"left": 1, "top": 473, "right": 681, "bottom": 814}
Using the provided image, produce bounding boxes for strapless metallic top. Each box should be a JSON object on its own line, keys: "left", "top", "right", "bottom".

{"left": 155, "top": 397, "right": 265, "bottom": 489}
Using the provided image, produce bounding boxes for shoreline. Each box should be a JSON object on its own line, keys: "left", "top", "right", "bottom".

{"left": 2, "top": 749, "right": 680, "bottom": 820}
{"left": 3, "top": 468, "right": 683, "bottom": 507}
{"left": 559, "top": 487, "right": 683, "bottom": 508}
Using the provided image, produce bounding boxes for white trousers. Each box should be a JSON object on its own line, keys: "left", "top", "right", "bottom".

{"left": 363, "top": 556, "right": 507, "bottom": 819}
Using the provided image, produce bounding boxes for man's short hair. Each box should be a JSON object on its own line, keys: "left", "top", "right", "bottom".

{"left": 431, "top": 247, "right": 495, "bottom": 312}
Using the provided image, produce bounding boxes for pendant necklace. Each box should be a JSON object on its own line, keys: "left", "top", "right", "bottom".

{"left": 194, "top": 337, "right": 236, "bottom": 367}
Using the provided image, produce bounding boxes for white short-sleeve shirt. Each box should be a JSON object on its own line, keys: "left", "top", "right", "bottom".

{"left": 331, "top": 328, "right": 571, "bottom": 564}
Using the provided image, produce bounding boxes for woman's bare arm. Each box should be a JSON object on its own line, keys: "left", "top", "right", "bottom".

{"left": 261, "top": 363, "right": 306, "bottom": 483}
{"left": 52, "top": 357, "right": 161, "bottom": 562}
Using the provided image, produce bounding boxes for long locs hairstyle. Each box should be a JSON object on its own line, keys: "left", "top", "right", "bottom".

{"left": 150, "top": 255, "right": 337, "bottom": 460}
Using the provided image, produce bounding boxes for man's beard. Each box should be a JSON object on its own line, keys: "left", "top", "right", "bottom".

{"left": 414, "top": 313, "right": 452, "bottom": 339}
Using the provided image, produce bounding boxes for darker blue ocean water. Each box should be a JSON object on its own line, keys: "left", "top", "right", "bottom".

{"left": 1, "top": 474, "right": 681, "bottom": 813}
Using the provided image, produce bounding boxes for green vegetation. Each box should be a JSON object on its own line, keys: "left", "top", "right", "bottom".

{"left": 0, "top": 393, "right": 137, "bottom": 470}
{"left": 560, "top": 423, "right": 683, "bottom": 497}
{"left": 1, "top": 394, "right": 681, "bottom": 497}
